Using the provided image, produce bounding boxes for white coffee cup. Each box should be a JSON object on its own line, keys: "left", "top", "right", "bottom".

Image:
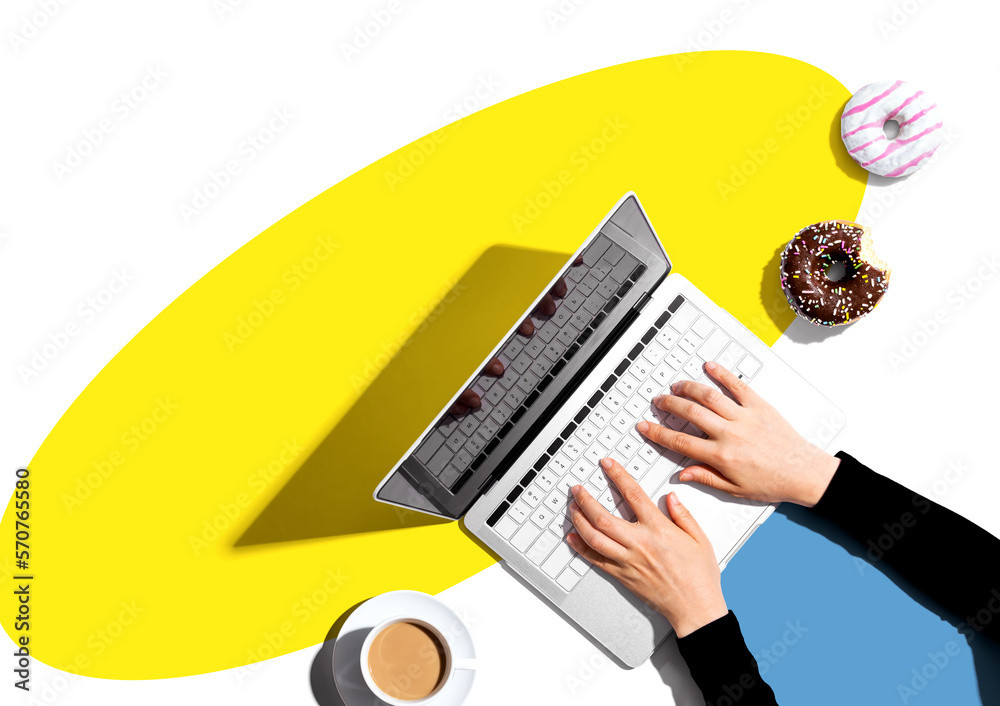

{"left": 359, "top": 615, "right": 477, "bottom": 705}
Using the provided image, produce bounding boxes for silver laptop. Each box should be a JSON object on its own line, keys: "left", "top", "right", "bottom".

{"left": 374, "top": 192, "right": 844, "bottom": 666}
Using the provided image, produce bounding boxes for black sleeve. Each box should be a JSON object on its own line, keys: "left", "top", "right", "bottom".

{"left": 809, "top": 451, "right": 1000, "bottom": 641}
{"left": 676, "top": 611, "right": 778, "bottom": 705}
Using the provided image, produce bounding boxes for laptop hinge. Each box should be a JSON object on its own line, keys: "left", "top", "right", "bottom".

{"left": 632, "top": 290, "right": 651, "bottom": 313}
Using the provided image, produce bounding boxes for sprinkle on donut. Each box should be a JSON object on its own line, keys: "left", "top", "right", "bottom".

{"left": 780, "top": 220, "right": 891, "bottom": 327}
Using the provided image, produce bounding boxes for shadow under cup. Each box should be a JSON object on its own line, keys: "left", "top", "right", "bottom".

{"left": 361, "top": 618, "right": 461, "bottom": 704}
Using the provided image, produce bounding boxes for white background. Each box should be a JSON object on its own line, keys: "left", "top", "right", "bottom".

{"left": 3, "top": 0, "right": 998, "bottom": 704}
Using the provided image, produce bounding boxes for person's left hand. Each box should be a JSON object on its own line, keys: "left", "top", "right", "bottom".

{"left": 567, "top": 457, "right": 728, "bottom": 637}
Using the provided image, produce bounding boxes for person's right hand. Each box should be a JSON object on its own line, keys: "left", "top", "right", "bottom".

{"left": 636, "top": 361, "right": 840, "bottom": 507}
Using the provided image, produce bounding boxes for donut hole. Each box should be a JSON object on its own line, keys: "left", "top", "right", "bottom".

{"left": 825, "top": 261, "right": 848, "bottom": 282}
{"left": 883, "top": 119, "right": 901, "bottom": 140}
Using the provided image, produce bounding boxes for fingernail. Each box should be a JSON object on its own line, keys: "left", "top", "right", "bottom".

{"left": 705, "top": 361, "right": 717, "bottom": 371}
{"left": 571, "top": 484, "right": 581, "bottom": 496}
{"left": 671, "top": 381, "right": 681, "bottom": 392}
{"left": 679, "top": 472, "right": 693, "bottom": 482}
{"left": 668, "top": 492, "right": 679, "bottom": 504}
{"left": 636, "top": 421, "right": 649, "bottom": 433}
{"left": 600, "top": 458, "right": 612, "bottom": 469}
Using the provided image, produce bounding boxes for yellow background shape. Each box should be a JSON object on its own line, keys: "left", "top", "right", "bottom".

{"left": 2, "top": 51, "right": 866, "bottom": 679}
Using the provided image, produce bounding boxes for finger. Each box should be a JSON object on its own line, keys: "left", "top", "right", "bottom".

{"left": 636, "top": 420, "right": 715, "bottom": 464}
{"left": 650, "top": 393, "right": 725, "bottom": 437}
{"left": 598, "top": 457, "right": 658, "bottom": 524}
{"left": 518, "top": 318, "right": 536, "bottom": 336}
{"left": 677, "top": 464, "right": 742, "bottom": 496}
{"left": 566, "top": 532, "right": 617, "bottom": 573}
{"left": 484, "top": 357, "right": 504, "bottom": 376}
{"left": 570, "top": 485, "right": 634, "bottom": 545}
{"left": 567, "top": 497, "right": 629, "bottom": 561}
{"left": 704, "top": 361, "right": 757, "bottom": 406}
{"left": 535, "top": 293, "right": 557, "bottom": 317}
{"left": 550, "top": 277, "right": 568, "bottom": 299}
{"left": 665, "top": 492, "right": 711, "bottom": 544}
{"left": 448, "top": 388, "right": 481, "bottom": 415}
{"left": 667, "top": 377, "right": 740, "bottom": 421}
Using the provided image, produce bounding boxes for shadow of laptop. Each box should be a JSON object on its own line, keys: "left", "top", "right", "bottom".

{"left": 234, "top": 245, "right": 570, "bottom": 547}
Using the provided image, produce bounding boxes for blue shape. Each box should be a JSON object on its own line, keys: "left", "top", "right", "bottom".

{"left": 720, "top": 506, "right": 993, "bottom": 705}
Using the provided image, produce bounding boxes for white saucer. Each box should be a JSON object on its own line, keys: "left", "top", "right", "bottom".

{"left": 332, "top": 591, "right": 476, "bottom": 706}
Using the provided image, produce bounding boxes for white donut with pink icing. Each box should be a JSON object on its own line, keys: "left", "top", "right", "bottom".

{"left": 841, "top": 80, "right": 943, "bottom": 178}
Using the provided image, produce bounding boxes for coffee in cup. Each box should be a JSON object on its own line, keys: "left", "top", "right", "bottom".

{"left": 366, "top": 620, "right": 448, "bottom": 701}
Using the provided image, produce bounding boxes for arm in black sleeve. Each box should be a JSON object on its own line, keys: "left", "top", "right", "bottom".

{"left": 810, "top": 451, "right": 1000, "bottom": 642}
{"left": 676, "top": 611, "right": 778, "bottom": 705}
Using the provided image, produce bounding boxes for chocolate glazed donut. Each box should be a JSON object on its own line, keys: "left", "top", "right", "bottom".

{"left": 780, "top": 220, "right": 891, "bottom": 326}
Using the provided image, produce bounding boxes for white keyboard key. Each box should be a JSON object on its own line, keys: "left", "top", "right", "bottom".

{"left": 562, "top": 438, "right": 585, "bottom": 459}
{"left": 665, "top": 348, "right": 686, "bottom": 370}
{"left": 541, "top": 538, "right": 577, "bottom": 578}
{"left": 569, "top": 459, "right": 592, "bottom": 481}
{"left": 625, "top": 456, "right": 648, "bottom": 480}
{"left": 639, "top": 464, "right": 671, "bottom": 498}
{"left": 575, "top": 421, "right": 600, "bottom": 445}
{"left": 683, "top": 358, "right": 704, "bottom": 380}
{"left": 598, "top": 488, "right": 616, "bottom": 510}
{"left": 589, "top": 467, "right": 611, "bottom": 490}
{"left": 641, "top": 342, "right": 666, "bottom": 365}
{"left": 602, "top": 389, "right": 627, "bottom": 413}
{"left": 509, "top": 500, "right": 531, "bottom": 523}
{"left": 556, "top": 327, "right": 576, "bottom": 347}
{"left": 494, "top": 515, "right": 519, "bottom": 540}
{"left": 551, "top": 512, "right": 574, "bottom": 536}
{"left": 598, "top": 427, "right": 621, "bottom": 450}
{"left": 530, "top": 356, "right": 553, "bottom": 379}
{"left": 698, "top": 328, "right": 731, "bottom": 363}
{"left": 526, "top": 530, "right": 560, "bottom": 565}
{"left": 557, "top": 567, "right": 583, "bottom": 591}
{"left": 616, "top": 435, "right": 640, "bottom": 458}
{"left": 669, "top": 302, "right": 699, "bottom": 332}
{"left": 583, "top": 482, "right": 601, "bottom": 499}
{"left": 628, "top": 358, "right": 652, "bottom": 380}
{"left": 625, "top": 394, "right": 647, "bottom": 417}
{"left": 737, "top": 354, "right": 761, "bottom": 378}
{"left": 611, "top": 410, "right": 633, "bottom": 433}
{"left": 584, "top": 443, "right": 607, "bottom": 464}
{"left": 679, "top": 332, "right": 701, "bottom": 355}
{"left": 651, "top": 362, "right": 673, "bottom": 386}
{"left": 511, "top": 522, "right": 541, "bottom": 552}
{"left": 535, "top": 469, "right": 557, "bottom": 492}
{"left": 544, "top": 489, "right": 570, "bottom": 512}
{"left": 522, "top": 485, "right": 544, "bottom": 507}
{"left": 530, "top": 504, "right": 554, "bottom": 528}
{"left": 548, "top": 453, "right": 571, "bottom": 475}
{"left": 638, "top": 378, "right": 659, "bottom": 400}
{"left": 664, "top": 413, "right": 686, "bottom": 431}
{"left": 691, "top": 315, "right": 714, "bottom": 339}
{"left": 655, "top": 327, "right": 678, "bottom": 349}
{"left": 724, "top": 341, "right": 746, "bottom": 360}
{"left": 588, "top": 405, "right": 610, "bottom": 427}
{"left": 615, "top": 373, "right": 640, "bottom": 397}
{"left": 569, "top": 554, "right": 591, "bottom": 573}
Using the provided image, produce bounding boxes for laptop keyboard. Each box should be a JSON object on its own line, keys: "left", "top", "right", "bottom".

{"left": 485, "top": 294, "right": 762, "bottom": 592}
{"left": 413, "top": 234, "right": 645, "bottom": 493}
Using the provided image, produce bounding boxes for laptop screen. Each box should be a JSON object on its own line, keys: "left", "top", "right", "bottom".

{"left": 375, "top": 195, "right": 669, "bottom": 519}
